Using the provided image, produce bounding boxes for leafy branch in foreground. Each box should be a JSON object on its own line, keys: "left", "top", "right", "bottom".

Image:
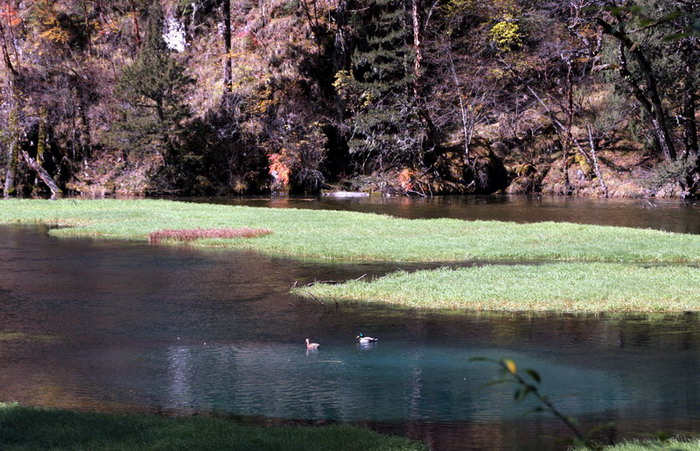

{"left": 471, "top": 357, "right": 596, "bottom": 449}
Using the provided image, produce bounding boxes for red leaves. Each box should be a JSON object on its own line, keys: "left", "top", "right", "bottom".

{"left": 0, "top": 4, "right": 21, "bottom": 27}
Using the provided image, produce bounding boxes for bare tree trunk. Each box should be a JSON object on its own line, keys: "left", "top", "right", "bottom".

{"left": 79, "top": 96, "right": 92, "bottom": 160}
{"left": 563, "top": 59, "right": 574, "bottom": 194}
{"left": 21, "top": 151, "right": 62, "bottom": 199}
{"left": 0, "top": 17, "right": 16, "bottom": 77}
{"left": 587, "top": 124, "right": 608, "bottom": 198}
{"left": 4, "top": 139, "right": 17, "bottom": 198}
{"left": 447, "top": 48, "right": 472, "bottom": 163}
{"left": 1, "top": 12, "right": 19, "bottom": 197}
{"left": 223, "top": 0, "right": 232, "bottom": 95}
{"left": 681, "top": 36, "right": 698, "bottom": 157}
{"left": 411, "top": 0, "right": 421, "bottom": 99}
{"left": 33, "top": 107, "right": 47, "bottom": 195}
{"left": 597, "top": 18, "right": 677, "bottom": 162}
{"left": 83, "top": 0, "right": 92, "bottom": 55}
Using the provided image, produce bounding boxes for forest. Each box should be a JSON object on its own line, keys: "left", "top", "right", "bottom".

{"left": 0, "top": 0, "right": 698, "bottom": 198}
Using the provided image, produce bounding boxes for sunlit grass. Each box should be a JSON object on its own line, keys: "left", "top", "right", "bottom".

{"left": 0, "top": 333, "right": 55, "bottom": 342}
{"left": 296, "top": 263, "right": 700, "bottom": 313}
{"left": 0, "top": 405, "right": 425, "bottom": 450}
{"left": 2, "top": 199, "right": 700, "bottom": 263}
{"left": 581, "top": 438, "right": 700, "bottom": 450}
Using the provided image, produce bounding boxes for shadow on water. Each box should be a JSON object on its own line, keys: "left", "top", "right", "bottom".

{"left": 2, "top": 195, "right": 700, "bottom": 449}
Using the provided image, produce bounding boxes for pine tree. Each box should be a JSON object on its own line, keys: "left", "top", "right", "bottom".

{"left": 114, "top": 0, "right": 194, "bottom": 163}
{"left": 338, "top": 0, "right": 424, "bottom": 171}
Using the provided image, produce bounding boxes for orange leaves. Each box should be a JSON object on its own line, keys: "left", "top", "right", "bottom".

{"left": 398, "top": 168, "right": 415, "bottom": 191}
{"left": 0, "top": 4, "right": 21, "bottom": 27}
{"left": 268, "top": 152, "right": 292, "bottom": 189}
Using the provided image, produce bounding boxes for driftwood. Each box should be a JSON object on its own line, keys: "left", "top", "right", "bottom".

{"left": 20, "top": 150, "right": 62, "bottom": 199}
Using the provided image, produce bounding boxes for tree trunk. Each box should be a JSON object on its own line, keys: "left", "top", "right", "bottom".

{"left": 223, "top": 0, "right": 232, "bottom": 94}
{"left": 0, "top": 16, "right": 17, "bottom": 76}
{"left": 21, "top": 151, "right": 62, "bottom": 199}
{"left": 3, "top": 139, "right": 18, "bottom": 198}
{"left": 130, "top": 0, "right": 142, "bottom": 48}
{"left": 447, "top": 48, "right": 472, "bottom": 163}
{"left": 681, "top": 36, "right": 698, "bottom": 157}
{"left": 33, "top": 108, "right": 47, "bottom": 195}
{"left": 597, "top": 18, "right": 677, "bottom": 162}
{"left": 411, "top": 0, "right": 421, "bottom": 99}
{"left": 79, "top": 96, "right": 92, "bottom": 160}
{"left": 587, "top": 125, "right": 608, "bottom": 198}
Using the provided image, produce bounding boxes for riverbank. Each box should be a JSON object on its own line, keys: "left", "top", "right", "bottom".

{"left": 0, "top": 404, "right": 424, "bottom": 450}
{"left": 296, "top": 263, "right": 700, "bottom": 313}
{"left": 1, "top": 199, "right": 699, "bottom": 263}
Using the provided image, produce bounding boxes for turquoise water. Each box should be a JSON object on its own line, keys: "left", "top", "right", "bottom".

{"left": 1, "top": 196, "right": 700, "bottom": 449}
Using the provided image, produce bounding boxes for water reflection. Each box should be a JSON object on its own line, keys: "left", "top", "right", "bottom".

{"left": 180, "top": 194, "right": 700, "bottom": 235}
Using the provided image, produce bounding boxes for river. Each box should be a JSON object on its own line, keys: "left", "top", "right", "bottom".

{"left": 1, "top": 195, "right": 699, "bottom": 450}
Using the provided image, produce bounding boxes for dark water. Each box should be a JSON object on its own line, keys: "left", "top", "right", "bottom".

{"left": 2, "top": 196, "right": 700, "bottom": 450}
{"left": 188, "top": 194, "right": 700, "bottom": 234}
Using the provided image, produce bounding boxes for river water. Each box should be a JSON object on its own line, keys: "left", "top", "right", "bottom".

{"left": 1, "top": 195, "right": 699, "bottom": 450}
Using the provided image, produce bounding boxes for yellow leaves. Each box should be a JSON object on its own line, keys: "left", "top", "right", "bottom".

{"left": 248, "top": 84, "right": 277, "bottom": 115}
{"left": 502, "top": 358, "right": 517, "bottom": 374}
{"left": 39, "top": 26, "right": 70, "bottom": 44}
{"left": 489, "top": 14, "right": 522, "bottom": 52}
{"left": 332, "top": 70, "right": 353, "bottom": 96}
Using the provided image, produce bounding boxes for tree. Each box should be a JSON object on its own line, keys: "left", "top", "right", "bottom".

{"left": 114, "top": 0, "right": 194, "bottom": 167}
{"left": 336, "top": 0, "right": 426, "bottom": 173}
{"left": 594, "top": 1, "right": 700, "bottom": 194}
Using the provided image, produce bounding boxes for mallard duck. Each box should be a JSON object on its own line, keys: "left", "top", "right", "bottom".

{"left": 355, "top": 333, "right": 378, "bottom": 343}
{"left": 305, "top": 338, "right": 320, "bottom": 350}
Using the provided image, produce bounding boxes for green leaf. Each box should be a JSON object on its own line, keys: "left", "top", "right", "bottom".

{"left": 480, "top": 378, "right": 510, "bottom": 389}
{"left": 469, "top": 356, "right": 494, "bottom": 363}
{"left": 524, "top": 369, "right": 541, "bottom": 384}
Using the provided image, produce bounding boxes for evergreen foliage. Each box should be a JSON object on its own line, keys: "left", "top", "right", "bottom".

{"left": 114, "top": 1, "right": 194, "bottom": 166}
{"left": 338, "top": 0, "right": 424, "bottom": 171}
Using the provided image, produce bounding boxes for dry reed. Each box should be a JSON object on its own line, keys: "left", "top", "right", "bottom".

{"left": 149, "top": 227, "right": 271, "bottom": 244}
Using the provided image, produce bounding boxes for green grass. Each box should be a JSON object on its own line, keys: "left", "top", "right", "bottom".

{"left": 0, "top": 405, "right": 425, "bottom": 450}
{"left": 296, "top": 263, "right": 700, "bottom": 313}
{"left": 581, "top": 438, "right": 700, "bottom": 450}
{"left": 1, "top": 198, "right": 700, "bottom": 263}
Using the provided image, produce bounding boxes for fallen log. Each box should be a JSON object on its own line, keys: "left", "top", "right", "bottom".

{"left": 21, "top": 150, "right": 62, "bottom": 199}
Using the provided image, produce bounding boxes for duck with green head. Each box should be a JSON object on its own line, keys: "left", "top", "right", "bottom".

{"left": 355, "top": 333, "right": 378, "bottom": 344}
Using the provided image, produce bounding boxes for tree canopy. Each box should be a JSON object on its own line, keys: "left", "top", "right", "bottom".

{"left": 0, "top": 0, "right": 698, "bottom": 198}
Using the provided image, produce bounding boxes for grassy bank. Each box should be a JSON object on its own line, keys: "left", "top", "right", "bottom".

{"left": 0, "top": 405, "right": 425, "bottom": 450}
{"left": 1, "top": 199, "right": 700, "bottom": 263}
{"left": 296, "top": 263, "right": 700, "bottom": 313}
